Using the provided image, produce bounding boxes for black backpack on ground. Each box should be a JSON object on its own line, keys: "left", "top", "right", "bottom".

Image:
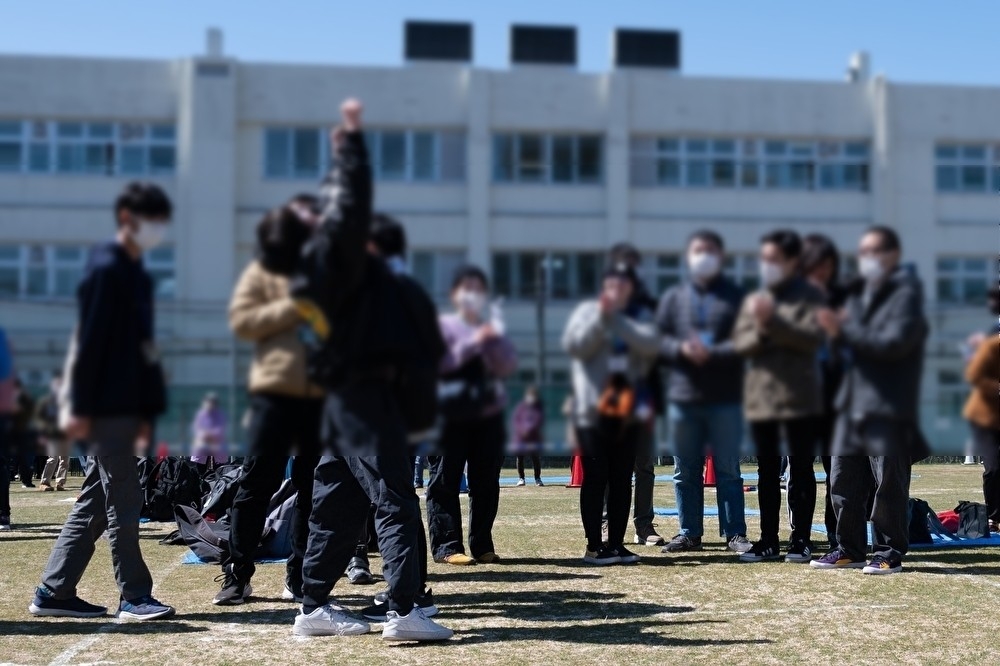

{"left": 143, "top": 457, "right": 206, "bottom": 522}
{"left": 955, "top": 501, "right": 990, "bottom": 539}
{"left": 200, "top": 464, "right": 245, "bottom": 521}
{"left": 908, "top": 497, "right": 958, "bottom": 544}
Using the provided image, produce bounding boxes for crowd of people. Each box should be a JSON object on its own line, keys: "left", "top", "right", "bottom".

{"left": 1, "top": 96, "right": 998, "bottom": 644}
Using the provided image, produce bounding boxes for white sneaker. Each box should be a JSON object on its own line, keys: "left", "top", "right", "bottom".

{"left": 282, "top": 586, "right": 303, "bottom": 603}
{"left": 382, "top": 607, "right": 453, "bottom": 642}
{"left": 293, "top": 604, "right": 371, "bottom": 637}
{"left": 516, "top": 479, "right": 526, "bottom": 487}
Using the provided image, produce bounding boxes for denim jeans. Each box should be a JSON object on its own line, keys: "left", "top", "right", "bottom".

{"left": 669, "top": 402, "right": 747, "bottom": 539}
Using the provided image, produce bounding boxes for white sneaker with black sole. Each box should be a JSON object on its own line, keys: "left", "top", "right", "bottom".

{"left": 293, "top": 604, "right": 370, "bottom": 637}
{"left": 382, "top": 607, "right": 453, "bottom": 642}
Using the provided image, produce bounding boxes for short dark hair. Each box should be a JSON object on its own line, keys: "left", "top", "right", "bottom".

{"left": 865, "top": 226, "right": 901, "bottom": 253}
{"left": 687, "top": 230, "right": 725, "bottom": 252}
{"left": 114, "top": 182, "right": 172, "bottom": 221}
{"left": 451, "top": 264, "right": 489, "bottom": 292}
{"left": 370, "top": 213, "right": 407, "bottom": 259}
{"left": 760, "top": 229, "right": 803, "bottom": 260}
{"left": 603, "top": 262, "right": 639, "bottom": 290}
{"left": 609, "top": 242, "right": 642, "bottom": 268}
{"left": 801, "top": 234, "right": 841, "bottom": 285}
{"left": 255, "top": 205, "right": 312, "bottom": 274}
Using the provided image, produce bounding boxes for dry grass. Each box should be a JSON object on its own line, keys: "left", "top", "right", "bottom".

{"left": 1, "top": 464, "right": 999, "bottom": 666}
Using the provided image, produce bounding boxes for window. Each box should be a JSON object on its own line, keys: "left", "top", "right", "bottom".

{"left": 935, "top": 143, "right": 998, "bottom": 193}
{"left": 410, "top": 250, "right": 466, "bottom": 302}
{"left": 937, "top": 370, "right": 967, "bottom": 420}
{"left": 493, "top": 134, "right": 603, "bottom": 184}
{"left": 936, "top": 256, "right": 993, "bottom": 306}
{"left": 631, "top": 136, "right": 870, "bottom": 191}
{"left": 145, "top": 246, "right": 176, "bottom": 300}
{"left": 640, "top": 254, "right": 684, "bottom": 295}
{"left": 491, "top": 252, "right": 605, "bottom": 300}
{"left": 0, "top": 120, "right": 176, "bottom": 176}
{"left": 263, "top": 127, "right": 465, "bottom": 182}
{"left": 0, "top": 244, "right": 105, "bottom": 300}
{"left": 724, "top": 255, "right": 760, "bottom": 292}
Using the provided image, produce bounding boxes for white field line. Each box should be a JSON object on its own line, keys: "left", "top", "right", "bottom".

{"left": 48, "top": 556, "right": 184, "bottom": 666}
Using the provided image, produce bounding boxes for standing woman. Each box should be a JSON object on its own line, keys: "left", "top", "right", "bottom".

{"left": 963, "top": 288, "right": 1000, "bottom": 534}
{"left": 511, "top": 385, "right": 545, "bottom": 487}
{"left": 801, "top": 234, "right": 850, "bottom": 550}
{"left": 733, "top": 230, "right": 825, "bottom": 563}
{"left": 563, "top": 264, "right": 661, "bottom": 566}
{"left": 427, "top": 265, "right": 517, "bottom": 566}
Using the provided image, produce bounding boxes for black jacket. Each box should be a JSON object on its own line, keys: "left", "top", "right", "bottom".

{"left": 835, "top": 266, "right": 928, "bottom": 423}
{"left": 71, "top": 242, "right": 166, "bottom": 420}
{"left": 656, "top": 276, "right": 746, "bottom": 404}
{"left": 289, "top": 132, "right": 432, "bottom": 389}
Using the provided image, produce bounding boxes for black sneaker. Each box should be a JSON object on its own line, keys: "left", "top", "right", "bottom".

{"left": 0, "top": 513, "right": 10, "bottom": 532}
{"left": 727, "top": 535, "right": 753, "bottom": 554}
{"left": 362, "top": 588, "right": 438, "bottom": 622}
{"left": 29, "top": 586, "right": 107, "bottom": 618}
{"left": 213, "top": 564, "right": 253, "bottom": 606}
{"left": 614, "top": 545, "right": 642, "bottom": 564}
{"left": 739, "top": 541, "right": 782, "bottom": 563}
{"left": 809, "top": 547, "right": 866, "bottom": 570}
{"left": 661, "top": 534, "right": 702, "bottom": 554}
{"left": 863, "top": 553, "right": 903, "bottom": 576}
{"left": 117, "top": 595, "right": 175, "bottom": 621}
{"left": 785, "top": 541, "right": 813, "bottom": 564}
{"left": 634, "top": 525, "right": 666, "bottom": 547}
{"left": 347, "top": 557, "right": 375, "bottom": 585}
{"left": 583, "top": 546, "right": 622, "bottom": 566}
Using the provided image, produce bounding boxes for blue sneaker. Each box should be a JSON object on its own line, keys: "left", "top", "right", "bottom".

{"left": 116, "top": 595, "right": 175, "bottom": 621}
{"left": 29, "top": 586, "right": 107, "bottom": 618}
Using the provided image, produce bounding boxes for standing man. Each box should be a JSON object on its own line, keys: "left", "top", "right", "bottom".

{"left": 657, "top": 231, "right": 752, "bottom": 555}
{"left": 212, "top": 198, "right": 325, "bottom": 606}
{"left": 0, "top": 327, "right": 14, "bottom": 531}
{"left": 37, "top": 371, "right": 69, "bottom": 492}
{"left": 812, "top": 226, "right": 929, "bottom": 575}
{"left": 28, "top": 182, "right": 175, "bottom": 620}
{"left": 283, "top": 99, "right": 452, "bottom": 641}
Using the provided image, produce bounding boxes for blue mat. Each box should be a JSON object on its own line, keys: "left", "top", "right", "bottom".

{"left": 498, "top": 473, "right": 827, "bottom": 487}
{"left": 810, "top": 524, "right": 1000, "bottom": 549}
{"left": 656, "top": 507, "right": 760, "bottom": 517}
{"left": 181, "top": 551, "right": 287, "bottom": 565}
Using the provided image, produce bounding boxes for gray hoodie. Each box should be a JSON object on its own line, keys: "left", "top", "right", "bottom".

{"left": 562, "top": 301, "right": 661, "bottom": 427}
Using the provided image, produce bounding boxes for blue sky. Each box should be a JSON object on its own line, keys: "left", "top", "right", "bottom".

{"left": 3, "top": 1, "right": 996, "bottom": 85}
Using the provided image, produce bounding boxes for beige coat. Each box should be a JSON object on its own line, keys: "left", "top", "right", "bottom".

{"left": 228, "top": 261, "right": 324, "bottom": 399}
{"left": 964, "top": 336, "right": 1000, "bottom": 430}
{"left": 733, "top": 276, "right": 825, "bottom": 421}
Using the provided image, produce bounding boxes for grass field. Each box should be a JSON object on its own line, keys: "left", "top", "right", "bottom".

{"left": 1, "top": 464, "right": 998, "bottom": 666}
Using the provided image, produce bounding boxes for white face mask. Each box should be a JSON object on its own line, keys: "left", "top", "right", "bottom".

{"left": 858, "top": 256, "right": 886, "bottom": 282}
{"left": 688, "top": 252, "right": 721, "bottom": 281}
{"left": 133, "top": 219, "right": 167, "bottom": 251}
{"left": 759, "top": 261, "right": 785, "bottom": 288}
{"left": 456, "top": 289, "right": 486, "bottom": 315}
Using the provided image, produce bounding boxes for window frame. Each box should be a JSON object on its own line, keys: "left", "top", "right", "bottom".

{"left": 935, "top": 255, "right": 994, "bottom": 307}
{"left": 492, "top": 133, "right": 604, "bottom": 185}
{"left": 934, "top": 142, "right": 997, "bottom": 194}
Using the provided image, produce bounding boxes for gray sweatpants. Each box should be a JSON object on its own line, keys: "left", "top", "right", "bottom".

{"left": 40, "top": 417, "right": 153, "bottom": 602}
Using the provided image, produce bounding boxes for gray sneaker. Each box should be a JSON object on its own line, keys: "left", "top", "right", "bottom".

{"left": 727, "top": 535, "right": 753, "bottom": 554}
{"left": 634, "top": 525, "right": 666, "bottom": 547}
{"left": 661, "top": 534, "right": 703, "bottom": 553}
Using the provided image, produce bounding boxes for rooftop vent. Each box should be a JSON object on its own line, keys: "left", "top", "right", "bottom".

{"left": 613, "top": 29, "right": 680, "bottom": 69}
{"left": 405, "top": 21, "right": 473, "bottom": 63}
{"left": 510, "top": 25, "right": 577, "bottom": 66}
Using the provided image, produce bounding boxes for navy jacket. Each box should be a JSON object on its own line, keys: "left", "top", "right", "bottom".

{"left": 656, "top": 276, "right": 746, "bottom": 404}
{"left": 71, "top": 242, "right": 166, "bottom": 420}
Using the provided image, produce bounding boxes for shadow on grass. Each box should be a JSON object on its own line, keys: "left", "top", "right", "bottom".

{"left": 0, "top": 620, "right": 207, "bottom": 636}
{"left": 179, "top": 609, "right": 297, "bottom": 625}
{"left": 907, "top": 565, "right": 1000, "bottom": 576}
{"left": 430, "top": 570, "right": 601, "bottom": 584}
{"left": 447, "top": 621, "right": 771, "bottom": 648}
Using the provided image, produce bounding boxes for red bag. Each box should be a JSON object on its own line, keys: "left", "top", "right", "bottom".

{"left": 937, "top": 510, "right": 960, "bottom": 534}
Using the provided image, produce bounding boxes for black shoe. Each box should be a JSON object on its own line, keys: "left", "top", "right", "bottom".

{"left": 362, "top": 588, "right": 438, "bottom": 622}
{"left": 347, "top": 557, "right": 375, "bottom": 585}
{"left": 863, "top": 553, "right": 903, "bottom": 576}
{"left": 614, "top": 545, "right": 642, "bottom": 564}
{"left": 739, "top": 541, "right": 782, "bottom": 563}
{"left": 661, "top": 534, "right": 702, "bottom": 553}
{"left": 583, "top": 546, "right": 622, "bottom": 566}
{"left": 0, "top": 513, "right": 10, "bottom": 532}
{"left": 212, "top": 564, "right": 253, "bottom": 606}
{"left": 29, "top": 586, "right": 107, "bottom": 618}
{"left": 21, "top": 482, "right": 35, "bottom": 489}
{"left": 785, "top": 540, "right": 813, "bottom": 564}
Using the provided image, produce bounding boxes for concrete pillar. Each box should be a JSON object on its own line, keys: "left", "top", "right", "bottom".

{"left": 465, "top": 69, "right": 491, "bottom": 272}
{"left": 604, "top": 71, "right": 630, "bottom": 246}
{"left": 175, "top": 57, "right": 238, "bottom": 305}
